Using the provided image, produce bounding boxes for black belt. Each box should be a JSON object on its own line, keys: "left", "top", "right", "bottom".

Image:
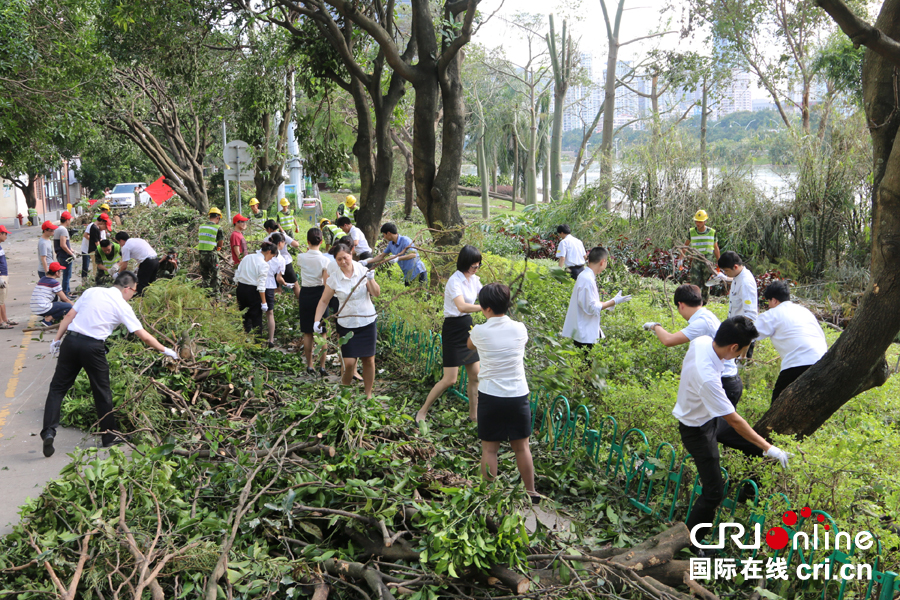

{"left": 67, "top": 331, "right": 104, "bottom": 342}
{"left": 567, "top": 265, "right": 585, "bottom": 270}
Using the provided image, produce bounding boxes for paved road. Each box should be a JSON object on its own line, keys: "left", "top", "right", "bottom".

{"left": 0, "top": 224, "right": 95, "bottom": 537}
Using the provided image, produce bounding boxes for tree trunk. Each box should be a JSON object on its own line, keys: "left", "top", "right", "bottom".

{"left": 391, "top": 129, "right": 415, "bottom": 220}
{"left": 477, "top": 128, "right": 490, "bottom": 219}
{"left": 542, "top": 151, "right": 550, "bottom": 203}
{"left": 526, "top": 81, "right": 538, "bottom": 206}
{"left": 754, "top": 0, "right": 900, "bottom": 438}
{"left": 600, "top": 37, "right": 619, "bottom": 211}
{"left": 700, "top": 80, "right": 709, "bottom": 193}
{"left": 512, "top": 130, "right": 519, "bottom": 210}
{"left": 548, "top": 15, "right": 569, "bottom": 202}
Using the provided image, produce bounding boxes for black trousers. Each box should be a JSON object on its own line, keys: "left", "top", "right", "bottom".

{"left": 771, "top": 365, "right": 812, "bottom": 403}
{"left": 136, "top": 257, "right": 160, "bottom": 295}
{"left": 236, "top": 283, "right": 264, "bottom": 334}
{"left": 42, "top": 332, "right": 118, "bottom": 446}
{"left": 681, "top": 419, "right": 728, "bottom": 544}
{"left": 567, "top": 265, "right": 585, "bottom": 280}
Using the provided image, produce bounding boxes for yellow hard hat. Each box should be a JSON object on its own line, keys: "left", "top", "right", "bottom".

{"left": 345, "top": 195, "right": 357, "bottom": 207}
{"left": 319, "top": 218, "right": 331, "bottom": 227}
{"left": 208, "top": 207, "right": 223, "bottom": 217}
{"left": 99, "top": 203, "right": 110, "bottom": 211}
{"left": 280, "top": 197, "right": 289, "bottom": 207}
{"left": 249, "top": 198, "right": 259, "bottom": 206}
{"left": 693, "top": 209, "right": 709, "bottom": 222}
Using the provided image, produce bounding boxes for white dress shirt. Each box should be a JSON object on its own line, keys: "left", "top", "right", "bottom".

{"left": 69, "top": 287, "right": 144, "bottom": 341}
{"left": 297, "top": 249, "right": 331, "bottom": 287}
{"left": 264, "top": 232, "right": 295, "bottom": 261}
{"left": 679, "top": 307, "right": 738, "bottom": 378}
{"left": 120, "top": 238, "right": 157, "bottom": 263}
{"left": 469, "top": 315, "right": 529, "bottom": 397}
{"left": 443, "top": 270, "right": 482, "bottom": 318}
{"left": 672, "top": 336, "right": 736, "bottom": 427}
{"left": 555, "top": 235, "right": 587, "bottom": 267}
{"left": 753, "top": 301, "right": 827, "bottom": 371}
{"left": 326, "top": 261, "right": 376, "bottom": 328}
{"left": 234, "top": 253, "right": 269, "bottom": 292}
{"left": 266, "top": 254, "right": 286, "bottom": 289}
{"left": 562, "top": 268, "right": 604, "bottom": 344}
{"left": 729, "top": 266, "right": 758, "bottom": 321}
{"left": 349, "top": 226, "right": 371, "bottom": 254}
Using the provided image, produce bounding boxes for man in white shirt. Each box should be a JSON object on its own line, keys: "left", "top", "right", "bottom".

{"left": 674, "top": 316, "right": 789, "bottom": 550}
{"left": 336, "top": 216, "right": 372, "bottom": 260}
{"left": 114, "top": 232, "right": 159, "bottom": 295}
{"left": 233, "top": 240, "right": 277, "bottom": 334}
{"left": 755, "top": 281, "right": 828, "bottom": 403}
{"left": 555, "top": 224, "right": 587, "bottom": 280}
{"left": 40, "top": 271, "right": 177, "bottom": 457}
{"left": 717, "top": 251, "right": 758, "bottom": 358}
{"left": 561, "top": 246, "right": 632, "bottom": 349}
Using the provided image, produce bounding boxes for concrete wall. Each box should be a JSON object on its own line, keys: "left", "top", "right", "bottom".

{"left": 0, "top": 177, "right": 27, "bottom": 219}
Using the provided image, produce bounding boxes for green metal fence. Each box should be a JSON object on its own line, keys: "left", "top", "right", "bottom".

{"left": 377, "top": 315, "right": 899, "bottom": 600}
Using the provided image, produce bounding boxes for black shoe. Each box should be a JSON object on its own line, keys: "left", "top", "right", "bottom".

{"left": 267, "top": 342, "right": 276, "bottom": 349}
{"left": 529, "top": 493, "right": 541, "bottom": 506}
{"left": 318, "top": 368, "right": 328, "bottom": 377}
{"left": 306, "top": 368, "right": 316, "bottom": 376}
{"left": 103, "top": 434, "right": 131, "bottom": 448}
{"left": 42, "top": 435, "right": 55, "bottom": 457}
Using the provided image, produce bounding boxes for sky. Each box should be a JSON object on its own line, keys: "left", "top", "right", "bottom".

{"left": 471, "top": 0, "right": 763, "bottom": 100}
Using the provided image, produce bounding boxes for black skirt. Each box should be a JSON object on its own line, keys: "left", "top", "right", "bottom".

{"left": 336, "top": 320, "right": 377, "bottom": 358}
{"left": 477, "top": 392, "right": 532, "bottom": 442}
{"left": 298, "top": 285, "right": 327, "bottom": 333}
{"left": 265, "top": 288, "right": 276, "bottom": 311}
{"left": 442, "top": 315, "right": 479, "bottom": 368}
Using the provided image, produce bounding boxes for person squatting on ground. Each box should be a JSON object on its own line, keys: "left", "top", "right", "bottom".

{"left": 53, "top": 211, "right": 76, "bottom": 296}
{"left": 717, "top": 250, "right": 758, "bottom": 359}
{"left": 681, "top": 209, "right": 720, "bottom": 305}
{"left": 198, "top": 207, "right": 225, "bottom": 294}
{"left": 40, "top": 271, "right": 177, "bottom": 457}
{"left": 555, "top": 224, "right": 587, "bottom": 281}
{"left": 319, "top": 218, "right": 345, "bottom": 249}
{"left": 233, "top": 241, "right": 278, "bottom": 335}
{"left": 561, "top": 246, "right": 632, "bottom": 350}
{"left": 264, "top": 220, "right": 301, "bottom": 301}
{"left": 467, "top": 283, "right": 539, "bottom": 504}
{"left": 367, "top": 223, "right": 428, "bottom": 286}
{"left": 416, "top": 245, "right": 483, "bottom": 423}
{"left": 297, "top": 227, "right": 332, "bottom": 376}
{"left": 30, "top": 262, "right": 73, "bottom": 327}
{"left": 753, "top": 280, "right": 828, "bottom": 403}
{"left": 335, "top": 216, "right": 372, "bottom": 260}
{"left": 673, "top": 316, "right": 789, "bottom": 550}
{"left": 313, "top": 242, "right": 381, "bottom": 398}
{"left": 114, "top": 232, "right": 159, "bottom": 295}
{"left": 0, "top": 225, "right": 11, "bottom": 329}
{"left": 94, "top": 239, "right": 121, "bottom": 285}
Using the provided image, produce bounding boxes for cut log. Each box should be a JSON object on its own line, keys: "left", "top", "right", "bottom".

{"left": 609, "top": 522, "right": 691, "bottom": 571}
{"left": 22, "top": 323, "right": 61, "bottom": 333}
{"left": 488, "top": 565, "right": 530, "bottom": 594}
{"left": 323, "top": 558, "right": 397, "bottom": 600}
{"left": 344, "top": 525, "right": 422, "bottom": 563}
{"left": 311, "top": 583, "right": 330, "bottom": 600}
{"left": 457, "top": 185, "right": 525, "bottom": 204}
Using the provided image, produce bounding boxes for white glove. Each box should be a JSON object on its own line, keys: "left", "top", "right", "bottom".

{"left": 162, "top": 347, "right": 178, "bottom": 359}
{"left": 366, "top": 270, "right": 375, "bottom": 280}
{"left": 765, "top": 446, "right": 790, "bottom": 468}
{"left": 260, "top": 303, "right": 268, "bottom": 312}
{"left": 643, "top": 322, "right": 660, "bottom": 331}
{"left": 283, "top": 282, "right": 295, "bottom": 289}
{"left": 49, "top": 339, "right": 62, "bottom": 356}
{"left": 358, "top": 258, "right": 371, "bottom": 266}
{"left": 313, "top": 321, "right": 324, "bottom": 334}
{"left": 714, "top": 271, "right": 729, "bottom": 281}
{"left": 613, "top": 290, "right": 632, "bottom": 305}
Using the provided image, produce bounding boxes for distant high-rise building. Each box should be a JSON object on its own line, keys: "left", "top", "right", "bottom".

{"left": 715, "top": 70, "right": 753, "bottom": 118}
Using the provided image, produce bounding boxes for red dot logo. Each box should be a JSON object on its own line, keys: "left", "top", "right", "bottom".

{"left": 801, "top": 506, "right": 812, "bottom": 518}
{"left": 825, "top": 525, "right": 830, "bottom": 531}
{"left": 816, "top": 514, "right": 825, "bottom": 523}
{"left": 766, "top": 527, "right": 790, "bottom": 550}
{"left": 782, "top": 510, "right": 797, "bottom": 526}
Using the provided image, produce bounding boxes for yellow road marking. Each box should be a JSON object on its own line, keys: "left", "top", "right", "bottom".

{"left": 5, "top": 317, "right": 38, "bottom": 399}
{"left": 0, "top": 403, "right": 9, "bottom": 439}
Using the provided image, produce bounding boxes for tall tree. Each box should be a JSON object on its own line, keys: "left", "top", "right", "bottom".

{"left": 547, "top": 14, "right": 576, "bottom": 202}
{"left": 753, "top": 0, "right": 900, "bottom": 437}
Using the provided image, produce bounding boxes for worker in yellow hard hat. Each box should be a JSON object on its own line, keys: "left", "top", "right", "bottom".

{"left": 319, "top": 217, "right": 344, "bottom": 248}
{"left": 680, "top": 209, "right": 721, "bottom": 305}
{"left": 276, "top": 197, "right": 298, "bottom": 234}
{"left": 336, "top": 194, "right": 359, "bottom": 223}
{"left": 198, "top": 206, "right": 225, "bottom": 294}
{"left": 94, "top": 202, "right": 111, "bottom": 220}
{"left": 248, "top": 197, "right": 264, "bottom": 222}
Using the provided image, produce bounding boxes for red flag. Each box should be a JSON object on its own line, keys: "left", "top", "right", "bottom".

{"left": 145, "top": 176, "right": 176, "bottom": 206}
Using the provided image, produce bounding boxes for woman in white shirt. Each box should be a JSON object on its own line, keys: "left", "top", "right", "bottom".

{"left": 233, "top": 241, "right": 277, "bottom": 334}
{"left": 313, "top": 242, "right": 381, "bottom": 398}
{"left": 416, "top": 246, "right": 483, "bottom": 423}
{"left": 466, "top": 283, "right": 538, "bottom": 503}
{"left": 297, "top": 227, "right": 332, "bottom": 376}
{"left": 264, "top": 233, "right": 288, "bottom": 348}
